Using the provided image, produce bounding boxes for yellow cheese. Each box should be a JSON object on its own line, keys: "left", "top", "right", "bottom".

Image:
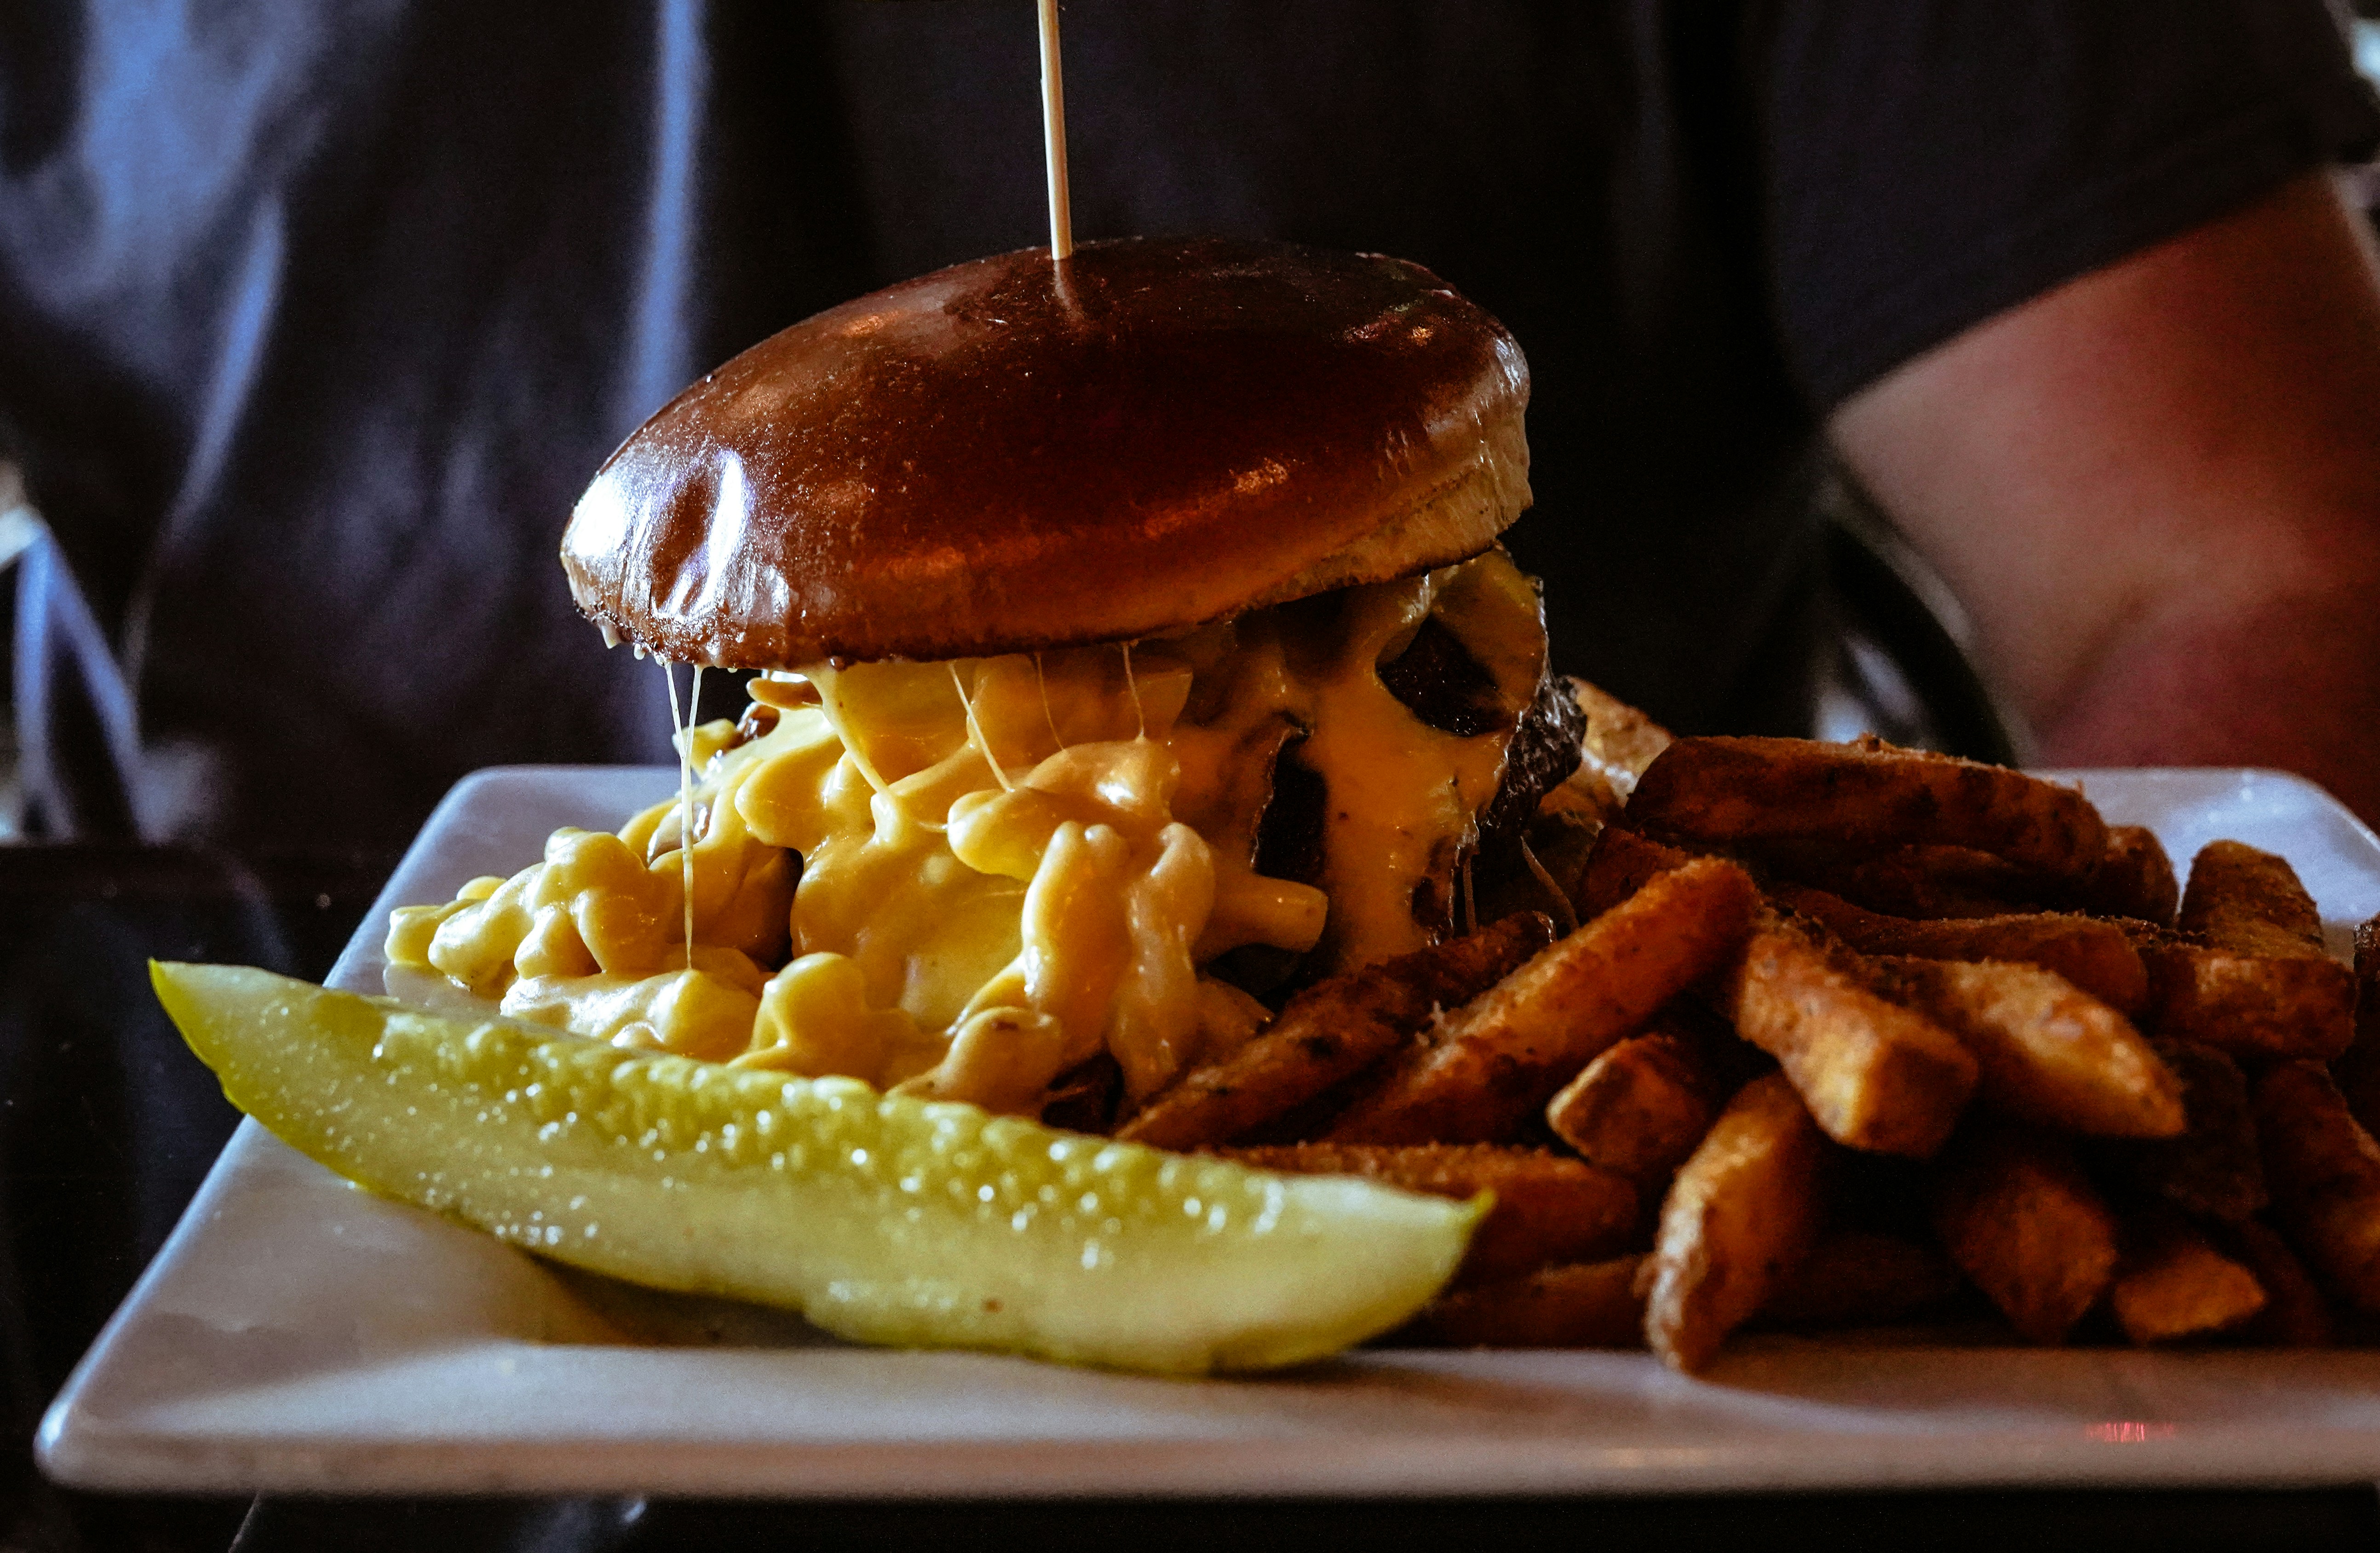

{"left": 384, "top": 551, "right": 1545, "bottom": 1116}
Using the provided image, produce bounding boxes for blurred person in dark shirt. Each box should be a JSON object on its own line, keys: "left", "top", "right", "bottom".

{"left": 5, "top": 0, "right": 2380, "bottom": 846}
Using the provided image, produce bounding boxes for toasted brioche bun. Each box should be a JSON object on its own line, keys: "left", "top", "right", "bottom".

{"left": 562, "top": 237, "right": 1530, "bottom": 667}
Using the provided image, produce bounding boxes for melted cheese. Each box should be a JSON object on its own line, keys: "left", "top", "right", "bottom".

{"left": 384, "top": 550, "right": 1546, "bottom": 1115}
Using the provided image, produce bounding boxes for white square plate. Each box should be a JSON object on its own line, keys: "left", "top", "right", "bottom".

{"left": 37, "top": 766, "right": 2380, "bottom": 1497}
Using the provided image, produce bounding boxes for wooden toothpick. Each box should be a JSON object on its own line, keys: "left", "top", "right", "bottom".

{"left": 1037, "top": 0, "right": 1073, "bottom": 261}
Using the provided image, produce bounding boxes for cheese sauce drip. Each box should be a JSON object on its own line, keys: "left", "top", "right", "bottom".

{"left": 385, "top": 551, "right": 1545, "bottom": 1114}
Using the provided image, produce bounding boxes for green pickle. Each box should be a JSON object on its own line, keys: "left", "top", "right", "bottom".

{"left": 152, "top": 962, "right": 1482, "bottom": 1374}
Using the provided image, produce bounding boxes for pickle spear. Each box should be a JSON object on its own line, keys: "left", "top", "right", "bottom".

{"left": 153, "top": 962, "right": 1479, "bottom": 1374}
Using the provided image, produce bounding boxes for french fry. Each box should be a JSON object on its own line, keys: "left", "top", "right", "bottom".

{"left": 1753, "top": 1229, "right": 1962, "bottom": 1330}
{"left": 2110, "top": 1205, "right": 2266, "bottom": 1345}
{"left": 2106, "top": 1040, "right": 2266, "bottom": 1222}
{"left": 1325, "top": 859, "right": 1757, "bottom": 1145}
{"left": 1574, "top": 824, "right": 1699, "bottom": 919}
{"left": 1218, "top": 1143, "right": 1637, "bottom": 1284}
{"left": 2182, "top": 839, "right": 2329, "bottom": 952}
{"left": 2255, "top": 1060, "right": 2380, "bottom": 1315}
{"left": 1931, "top": 1122, "right": 2119, "bottom": 1344}
{"left": 2330, "top": 914, "right": 2380, "bottom": 1137}
{"left": 2081, "top": 824, "right": 2180, "bottom": 926}
{"left": 1863, "top": 956, "right": 2182, "bottom": 1139}
{"left": 1720, "top": 911, "right": 1977, "bottom": 1158}
{"left": 2224, "top": 1218, "right": 2337, "bottom": 1347}
{"left": 1770, "top": 883, "right": 2149, "bottom": 1014}
{"left": 2142, "top": 941, "right": 2356, "bottom": 1063}
{"left": 1644, "top": 1072, "right": 1828, "bottom": 1372}
{"left": 1625, "top": 735, "right": 2110, "bottom": 881}
{"left": 1409, "top": 1256, "right": 1647, "bottom": 1348}
{"left": 2143, "top": 842, "right": 2355, "bottom": 1061}
{"left": 1543, "top": 1023, "right": 1719, "bottom": 1184}
{"left": 1758, "top": 842, "right": 2048, "bottom": 920}
{"left": 1116, "top": 912, "right": 1552, "bottom": 1150}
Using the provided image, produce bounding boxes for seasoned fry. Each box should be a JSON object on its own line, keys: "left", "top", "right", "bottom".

{"left": 1626, "top": 735, "right": 2109, "bottom": 881}
{"left": 1644, "top": 1072, "right": 1828, "bottom": 1372}
{"left": 2181, "top": 840, "right": 2328, "bottom": 953}
{"left": 1759, "top": 842, "right": 2047, "bottom": 920}
{"left": 1116, "top": 912, "right": 1553, "bottom": 1150}
{"left": 2255, "top": 1060, "right": 2380, "bottom": 1315}
{"left": 1219, "top": 1143, "right": 1637, "bottom": 1283}
{"left": 2331, "top": 914, "right": 2380, "bottom": 1137}
{"left": 1410, "top": 1256, "right": 1647, "bottom": 1348}
{"left": 2110, "top": 1205, "right": 2266, "bottom": 1345}
{"left": 1720, "top": 911, "right": 1978, "bottom": 1158}
{"left": 2107, "top": 1040, "right": 2265, "bottom": 1222}
{"left": 1543, "top": 1024, "right": 1719, "bottom": 1184}
{"left": 2144, "top": 841, "right": 2355, "bottom": 1061}
{"left": 2081, "top": 824, "right": 2180, "bottom": 926}
{"left": 1770, "top": 884, "right": 2149, "bottom": 1014}
{"left": 1864, "top": 956, "right": 2182, "bottom": 1139}
{"left": 1574, "top": 824, "right": 1698, "bottom": 919}
{"left": 2225, "top": 1218, "right": 2337, "bottom": 1347}
{"left": 1931, "top": 1123, "right": 2119, "bottom": 1344}
{"left": 1754, "top": 1229, "right": 1962, "bottom": 1330}
{"left": 1326, "top": 859, "right": 1758, "bottom": 1145}
{"left": 2141, "top": 938, "right": 2355, "bottom": 1062}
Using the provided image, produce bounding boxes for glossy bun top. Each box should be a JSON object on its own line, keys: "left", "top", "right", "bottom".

{"left": 561, "top": 237, "right": 1530, "bottom": 667}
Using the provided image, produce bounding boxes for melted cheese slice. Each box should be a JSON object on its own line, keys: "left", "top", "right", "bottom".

{"left": 385, "top": 551, "right": 1546, "bottom": 1114}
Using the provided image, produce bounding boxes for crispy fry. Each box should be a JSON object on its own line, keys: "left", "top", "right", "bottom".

{"left": 1219, "top": 1143, "right": 1637, "bottom": 1284}
{"left": 1409, "top": 1256, "right": 1648, "bottom": 1348}
{"left": 1931, "top": 1123, "right": 2119, "bottom": 1344}
{"left": 2224, "top": 1218, "right": 2337, "bottom": 1347}
{"left": 1116, "top": 912, "right": 1553, "bottom": 1150}
{"left": 2144, "top": 842, "right": 2355, "bottom": 1061}
{"left": 1325, "top": 859, "right": 1757, "bottom": 1145}
{"left": 2255, "top": 1060, "right": 2380, "bottom": 1315}
{"left": 1863, "top": 956, "right": 2182, "bottom": 1139}
{"left": 2182, "top": 840, "right": 2328, "bottom": 953}
{"left": 1759, "top": 842, "right": 2047, "bottom": 920}
{"left": 1754, "top": 1229, "right": 1962, "bottom": 1330}
{"left": 1626, "top": 735, "right": 2110, "bottom": 881}
{"left": 2110, "top": 1205, "right": 2266, "bottom": 1345}
{"left": 1644, "top": 1072, "right": 1828, "bottom": 1372}
{"left": 2107, "top": 1040, "right": 2266, "bottom": 1222}
{"left": 1574, "top": 824, "right": 1698, "bottom": 919}
{"left": 2331, "top": 914, "right": 2380, "bottom": 1137}
{"left": 1770, "top": 884, "right": 2149, "bottom": 1013}
{"left": 2141, "top": 937, "right": 2355, "bottom": 1063}
{"left": 1543, "top": 1024, "right": 1719, "bottom": 1184}
{"left": 2081, "top": 824, "right": 2180, "bottom": 926}
{"left": 1719, "top": 911, "right": 1977, "bottom": 1158}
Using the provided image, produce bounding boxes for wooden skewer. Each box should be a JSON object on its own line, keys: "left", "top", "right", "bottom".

{"left": 1037, "top": 0, "right": 1073, "bottom": 260}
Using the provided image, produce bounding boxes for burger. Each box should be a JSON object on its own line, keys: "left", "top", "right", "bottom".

{"left": 384, "top": 237, "right": 1587, "bottom": 1125}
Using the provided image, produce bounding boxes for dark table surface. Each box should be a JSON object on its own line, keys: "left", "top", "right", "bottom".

{"left": 6, "top": 840, "right": 2377, "bottom": 1553}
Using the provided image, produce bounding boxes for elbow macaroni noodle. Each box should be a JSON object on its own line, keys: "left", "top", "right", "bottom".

{"left": 385, "top": 551, "right": 1544, "bottom": 1114}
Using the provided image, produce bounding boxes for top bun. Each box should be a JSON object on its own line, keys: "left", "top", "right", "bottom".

{"left": 562, "top": 237, "right": 1531, "bottom": 667}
